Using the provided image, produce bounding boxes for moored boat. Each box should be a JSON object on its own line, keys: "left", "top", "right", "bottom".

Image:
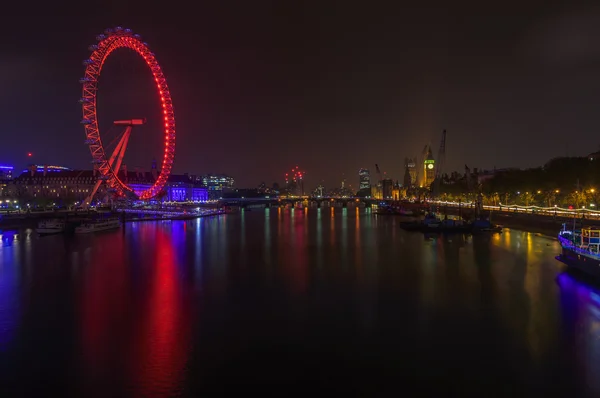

{"left": 471, "top": 218, "right": 503, "bottom": 233}
{"left": 36, "top": 219, "right": 66, "bottom": 235}
{"left": 557, "top": 224, "right": 600, "bottom": 278}
{"left": 75, "top": 217, "right": 121, "bottom": 234}
{"left": 400, "top": 213, "right": 471, "bottom": 233}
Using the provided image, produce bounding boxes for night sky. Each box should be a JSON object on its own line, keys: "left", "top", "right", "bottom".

{"left": 2, "top": 2, "right": 600, "bottom": 189}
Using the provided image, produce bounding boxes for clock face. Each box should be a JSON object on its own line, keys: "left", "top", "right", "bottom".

{"left": 427, "top": 164, "right": 434, "bottom": 169}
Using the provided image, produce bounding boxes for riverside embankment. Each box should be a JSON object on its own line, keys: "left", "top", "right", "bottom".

{"left": 443, "top": 206, "right": 595, "bottom": 236}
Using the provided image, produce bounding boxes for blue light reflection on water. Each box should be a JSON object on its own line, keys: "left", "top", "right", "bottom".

{"left": 0, "top": 233, "right": 19, "bottom": 352}
{"left": 556, "top": 271, "right": 600, "bottom": 396}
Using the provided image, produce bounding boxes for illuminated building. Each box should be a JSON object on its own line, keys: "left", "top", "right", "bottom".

{"left": 358, "top": 168, "right": 370, "bottom": 190}
{"left": 0, "top": 164, "right": 14, "bottom": 180}
{"left": 372, "top": 185, "right": 382, "bottom": 199}
{"left": 423, "top": 146, "right": 435, "bottom": 188}
{"left": 0, "top": 164, "right": 13, "bottom": 198}
{"left": 197, "top": 174, "right": 235, "bottom": 199}
{"left": 7, "top": 168, "right": 207, "bottom": 204}
{"left": 22, "top": 164, "right": 72, "bottom": 174}
{"left": 392, "top": 180, "right": 401, "bottom": 200}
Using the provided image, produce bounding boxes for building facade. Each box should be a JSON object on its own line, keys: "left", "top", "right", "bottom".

{"left": 6, "top": 167, "right": 208, "bottom": 205}
{"left": 196, "top": 174, "right": 235, "bottom": 199}
{"left": 0, "top": 164, "right": 14, "bottom": 198}
{"left": 423, "top": 147, "right": 436, "bottom": 188}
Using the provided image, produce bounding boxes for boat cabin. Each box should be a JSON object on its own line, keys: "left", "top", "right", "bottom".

{"left": 580, "top": 227, "right": 600, "bottom": 254}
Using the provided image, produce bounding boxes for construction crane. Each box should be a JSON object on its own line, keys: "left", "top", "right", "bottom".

{"left": 433, "top": 129, "right": 447, "bottom": 197}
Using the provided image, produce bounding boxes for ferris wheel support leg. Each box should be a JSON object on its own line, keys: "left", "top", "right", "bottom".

{"left": 112, "top": 126, "right": 132, "bottom": 179}
{"left": 83, "top": 179, "right": 104, "bottom": 207}
{"left": 83, "top": 127, "right": 132, "bottom": 207}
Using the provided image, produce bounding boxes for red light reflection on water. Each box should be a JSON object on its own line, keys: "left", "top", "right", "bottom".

{"left": 130, "top": 227, "right": 191, "bottom": 396}
{"left": 79, "top": 227, "right": 191, "bottom": 396}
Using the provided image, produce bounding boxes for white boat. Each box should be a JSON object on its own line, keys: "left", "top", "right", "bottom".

{"left": 75, "top": 217, "right": 121, "bottom": 234}
{"left": 36, "top": 219, "right": 65, "bottom": 235}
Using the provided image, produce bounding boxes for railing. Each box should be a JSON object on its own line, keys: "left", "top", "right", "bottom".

{"left": 430, "top": 200, "right": 600, "bottom": 219}
{"left": 557, "top": 234, "right": 596, "bottom": 257}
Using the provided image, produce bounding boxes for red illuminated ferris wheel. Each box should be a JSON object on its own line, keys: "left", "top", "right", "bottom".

{"left": 80, "top": 27, "right": 175, "bottom": 203}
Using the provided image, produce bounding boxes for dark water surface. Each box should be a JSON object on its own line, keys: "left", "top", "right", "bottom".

{"left": 1, "top": 208, "right": 600, "bottom": 396}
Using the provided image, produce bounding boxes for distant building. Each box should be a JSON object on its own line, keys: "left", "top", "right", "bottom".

{"left": 405, "top": 158, "right": 417, "bottom": 186}
{"left": 392, "top": 180, "right": 401, "bottom": 201}
{"left": 588, "top": 151, "right": 600, "bottom": 161}
{"left": 381, "top": 178, "right": 393, "bottom": 199}
{"left": 0, "top": 164, "right": 14, "bottom": 181}
{"left": 7, "top": 168, "right": 207, "bottom": 205}
{"left": 0, "top": 164, "right": 14, "bottom": 198}
{"left": 313, "top": 184, "right": 325, "bottom": 197}
{"left": 423, "top": 147, "right": 435, "bottom": 188}
{"left": 197, "top": 174, "right": 235, "bottom": 199}
{"left": 358, "top": 168, "right": 370, "bottom": 190}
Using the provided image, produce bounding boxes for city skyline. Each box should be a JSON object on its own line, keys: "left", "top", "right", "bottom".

{"left": 2, "top": 3, "right": 600, "bottom": 189}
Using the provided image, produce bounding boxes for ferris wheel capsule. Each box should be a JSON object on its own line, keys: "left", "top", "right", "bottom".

{"left": 88, "top": 44, "right": 98, "bottom": 51}
{"left": 82, "top": 59, "right": 96, "bottom": 66}
{"left": 79, "top": 97, "right": 91, "bottom": 103}
{"left": 81, "top": 119, "right": 92, "bottom": 125}
{"left": 124, "top": 28, "right": 132, "bottom": 34}
{"left": 133, "top": 34, "right": 141, "bottom": 40}
{"left": 115, "top": 26, "right": 123, "bottom": 31}
{"left": 96, "top": 34, "right": 106, "bottom": 41}
{"left": 104, "top": 28, "right": 113, "bottom": 35}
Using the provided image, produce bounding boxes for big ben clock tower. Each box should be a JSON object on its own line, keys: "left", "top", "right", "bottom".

{"left": 423, "top": 146, "right": 435, "bottom": 188}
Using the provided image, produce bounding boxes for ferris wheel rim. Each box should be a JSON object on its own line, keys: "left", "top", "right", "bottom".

{"left": 80, "top": 28, "right": 175, "bottom": 200}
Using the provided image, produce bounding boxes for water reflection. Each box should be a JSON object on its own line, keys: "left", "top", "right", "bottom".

{"left": 132, "top": 227, "right": 191, "bottom": 396}
{"left": 0, "top": 242, "right": 19, "bottom": 351}
{"left": 73, "top": 226, "right": 193, "bottom": 396}
{"left": 0, "top": 210, "right": 598, "bottom": 395}
{"left": 557, "top": 272, "right": 600, "bottom": 397}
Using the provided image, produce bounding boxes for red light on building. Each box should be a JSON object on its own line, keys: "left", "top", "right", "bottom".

{"left": 27, "top": 152, "right": 32, "bottom": 157}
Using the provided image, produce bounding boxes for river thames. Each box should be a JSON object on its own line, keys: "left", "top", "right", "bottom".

{"left": 0, "top": 207, "right": 599, "bottom": 396}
